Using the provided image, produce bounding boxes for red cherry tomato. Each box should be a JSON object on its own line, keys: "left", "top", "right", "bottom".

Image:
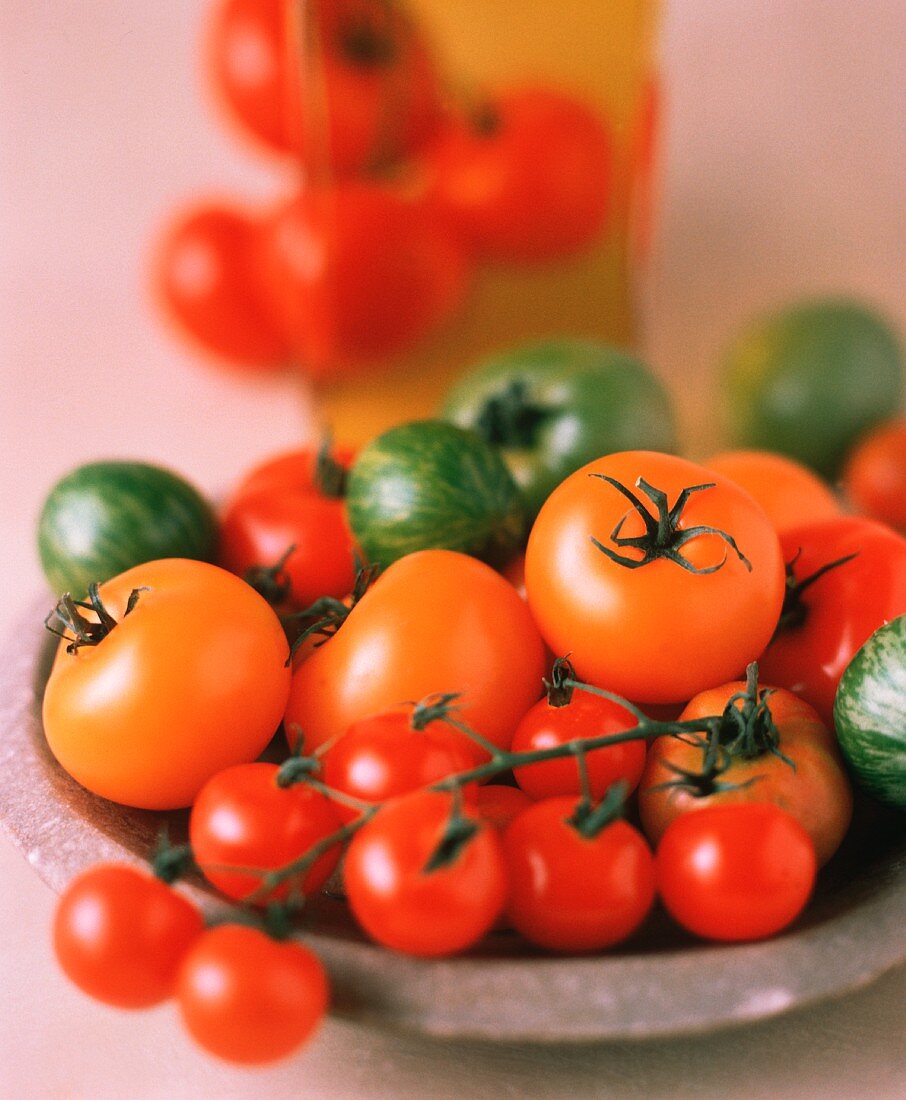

{"left": 190, "top": 763, "right": 342, "bottom": 905}
{"left": 206, "top": 0, "right": 441, "bottom": 172}
{"left": 177, "top": 924, "right": 328, "bottom": 1064}
{"left": 656, "top": 804, "right": 817, "bottom": 942}
{"left": 428, "top": 86, "right": 611, "bottom": 263}
{"left": 475, "top": 784, "right": 532, "bottom": 831}
{"left": 258, "top": 183, "right": 471, "bottom": 373}
{"left": 220, "top": 445, "right": 357, "bottom": 611}
{"left": 759, "top": 516, "right": 906, "bottom": 724}
{"left": 154, "top": 202, "right": 289, "bottom": 371}
{"left": 842, "top": 419, "right": 906, "bottom": 531}
{"left": 343, "top": 790, "right": 507, "bottom": 956}
{"left": 502, "top": 798, "right": 655, "bottom": 952}
{"left": 322, "top": 704, "right": 475, "bottom": 823}
{"left": 54, "top": 864, "right": 203, "bottom": 1009}
{"left": 511, "top": 681, "right": 646, "bottom": 802}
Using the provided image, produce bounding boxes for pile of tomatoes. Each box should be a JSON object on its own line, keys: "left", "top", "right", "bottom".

{"left": 152, "top": 0, "right": 625, "bottom": 376}
{"left": 40, "top": 377, "right": 906, "bottom": 1063}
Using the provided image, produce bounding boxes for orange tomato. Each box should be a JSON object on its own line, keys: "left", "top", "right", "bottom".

{"left": 705, "top": 449, "right": 842, "bottom": 534}
{"left": 842, "top": 419, "right": 906, "bottom": 531}
{"left": 284, "top": 549, "right": 546, "bottom": 761}
{"left": 43, "top": 559, "right": 290, "bottom": 809}
{"left": 525, "top": 451, "right": 785, "bottom": 703}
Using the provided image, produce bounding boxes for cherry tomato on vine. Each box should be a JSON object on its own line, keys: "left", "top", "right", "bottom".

{"left": 190, "top": 763, "right": 342, "bottom": 905}
{"left": 639, "top": 677, "right": 852, "bottom": 865}
{"left": 154, "top": 202, "right": 289, "bottom": 371}
{"left": 258, "top": 183, "right": 471, "bottom": 374}
{"left": 177, "top": 924, "right": 328, "bottom": 1065}
{"left": 343, "top": 789, "right": 507, "bottom": 956}
{"left": 511, "top": 670, "right": 646, "bottom": 802}
{"left": 656, "top": 804, "right": 817, "bottom": 941}
{"left": 206, "top": 0, "right": 441, "bottom": 172}
{"left": 322, "top": 702, "right": 475, "bottom": 823}
{"left": 43, "top": 559, "right": 291, "bottom": 810}
{"left": 758, "top": 516, "right": 906, "bottom": 724}
{"left": 525, "top": 451, "right": 785, "bottom": 703}
{"left": 285, "top": 549, "right": 546, "bottom": 762}
{"left": 842, "top": 419, "right": 906, "bottom": 531}
{"left": 475, "top": 785, "right": 531, "bottom": 831}
{"left": 428, "top": 86, "right": 611, "bottom": 263}
{"left": 705, "top": 449, "right": 842, "bottom": 535}
{"left": 502, "top": 796, "right": 655, "bottom": 952}
{"left": 54, "top": 864, "right": 203, "bottom": 1009}
{"left": 219, "top": 444, "right": 357, "bottom": 611}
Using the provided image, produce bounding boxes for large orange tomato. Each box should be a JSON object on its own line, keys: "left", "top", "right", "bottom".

{"left": 43, "top": 559, "right": 290, "bottom": 809}
{"left": 525, "top": 451, "right": 785, "bottom": 702}
{"left": 284, "top": 549, "right": 546, "bottom": 761}
{"left": 639, "top": 679, "right": 852, "bottom": 866}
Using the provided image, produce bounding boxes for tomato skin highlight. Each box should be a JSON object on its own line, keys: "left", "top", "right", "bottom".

{"left": 640, "top": 682, "right": 852, "bottom": 866}
{"left": 502, "top": 799, "right": 655, "bottom": 953}
{"left": 190, "top": 763, "right": 342, "bottom": 904}
{"left": 343, "top": 790, "right": 507, "bottom": 956}
{"left": 525, "top": 451, "right": 785, "bottom": 703}
{"left": 656, "top": 804, "right": 817, "bottom": 942}
{"left": 759, "top": 516, "right": 906, "bottom": 725}
{"left": 285, "top": 549, "right": 546, "bottom": 762}
{"left": 54, "top": 864, "right": 203, "bottom": 1009}
{"left": 842, "top": 419, "right": 906, "bottom": 531}
{"left": 219, "top": 446, "right": 357, "bottom": 610}
{"left": 43, "top": 559, "right": 291, "bottom": 810}
{"left": 512, "top": 691, "right": 646, "bottom": 802}
{"left": 177, "top": 924, "right": 328, "bottom": 1065}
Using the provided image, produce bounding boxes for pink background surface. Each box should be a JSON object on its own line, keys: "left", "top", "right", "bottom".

{"left": 1, "top": 1, "right": 904, "bottom": 1096}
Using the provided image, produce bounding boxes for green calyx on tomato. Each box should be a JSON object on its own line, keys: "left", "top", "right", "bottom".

{"left": 346, "top": 420, "right": 524, "bottom": 569}
{"left": 543, "top": 655, "right": 577, "bottom": 708}
{"left": 442, "top": 340, "right": 677, "bottom": 520}
{"left": 44, "top": 582, "right": 148, "bottom": 654}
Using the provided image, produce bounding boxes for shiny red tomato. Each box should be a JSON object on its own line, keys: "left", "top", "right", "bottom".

{"left": 219, "top": 444, "right": 357, "bottom": 610}
{"left": 842, "top": 419, "right": 906, "bottom": 531}
{"left": 343, "top": 789, "right": 507, "bottom": 956}
{"left": 177, "top": 924, "right": 328, "bottom": 1064}
{"left": 428, "top": 86, "right": 611, "bottom": 263}
{"left": 322, "top": 704, "right": 475, "bottom": 823}
{"left": 189, "top": 763, "right": 342, "bottom": 905}
{"left": 206, "top": 0, "right": 441, "bottom": 171}
{"left": 511, "top": 678, "right": 646, "bottom": 802}
{"left": 525, "top": 451, "right": 785, "bottom": 703}
{"left": 759, "top": 516, "right": 906, "bottom": 724}
{"left": 502, "top": 798, "right": 655, "bottom": 952}
{"left": 656, "top": 804, "right": 817, "bottom": 941}
{"left": 54, "top": 864, "right": 203, "bottom": 1008}
{"left": 475, "top": 784, "right": 532, "bottom": 831}
{"left": 258, "top": 184, "right": 471, "bottom": 373}
{"left": 154, "top": 202, "right": 289, "bottom": 371}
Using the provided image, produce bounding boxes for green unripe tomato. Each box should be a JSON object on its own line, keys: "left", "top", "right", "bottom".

{"left": 723, "top": 299, "right": 903, "bottom": 477}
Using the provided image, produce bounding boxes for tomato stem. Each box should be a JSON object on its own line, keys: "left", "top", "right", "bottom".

{"left": 474, "top": 379, "right": 550, "bottom": 449}
{"left": 567, "top": 780, "right": 628, "bottom": 839}
{"left": 544, "top": 655, "right": 576, "bottom": 707}
{"left": 313, "top": 436, "right": 348, "bottom": 499}
{"left": 244, "top": 544, "right": 296, "bottom": 609}
{"left": 409, "top": 692, "right": 461, "bottom": 731}
{"left": 774, "top": 549, "right": 859, "bottom": 634}
{"left": 44, "top": 584, "right": 149, "bottom": 654}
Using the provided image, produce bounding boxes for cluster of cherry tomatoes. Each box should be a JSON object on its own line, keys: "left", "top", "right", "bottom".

{"left": 43, "top": 424, "right": 905, "bottom": 1065}
{"left": 152, "top": 0, "right": 619, "bottom": 378}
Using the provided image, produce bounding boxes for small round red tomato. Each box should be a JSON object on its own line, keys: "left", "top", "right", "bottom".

{"left": 843, "top": 419, "right": 906, "bottom": 531}
{"left": 759, "top": 516, "right": 906, "bottom": 724}
{"left": 219, "top": 444, "right": 357, "bottom": 611}
{"left": 177, "top": 924, "right": 328, "bottom": 1065}
{"left": 525, "top": 451, "right": 785, "bottom": 703}
{"left": 54, "top": 864, "right": 203, "bottom": 1009}
{"left": 190, "top": 763, "right": 342, "bottom": 905}
{"left": 640, "top": 679, "right": 852, "bottom": 865}
{"left": 705, "top": 449, "right": 842, "bottom": 535}
{"left": 258, "top": 183, "right": 471, "bottom": 374}
{"left": 153, "top": 202, "right": 289, "bottom": 371}
{"left": 206, "top": 0, "right": 440, "bottom": 171}
{"left": 285, "top": 549, "right": 546, "bottom": 761}
{"left": 322, "top": 704, "right": 474, "bottom": 823}
{"left": 502, "top": 797, "right": 655, "bottom": 952}
{"left": 656, "top": 804, "right": 817, "bottom": 941}
{"left": 428, "top": 86, "right": 611, "bottom": 263}
{"left": 511, "top": 675, "right": 646, "bottom": 802}
{"left": 43, "top": 559, "right": 291, "bottom": 810}
{"left": 343, "top": 790, "right": 506, "bottom": 956}
{"left": 475, "top": 784, "right": 532, "bottom": 831}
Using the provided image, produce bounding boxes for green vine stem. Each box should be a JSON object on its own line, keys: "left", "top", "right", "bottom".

{"left": 314, "top": 435, "right": 349, "bottom": 499}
